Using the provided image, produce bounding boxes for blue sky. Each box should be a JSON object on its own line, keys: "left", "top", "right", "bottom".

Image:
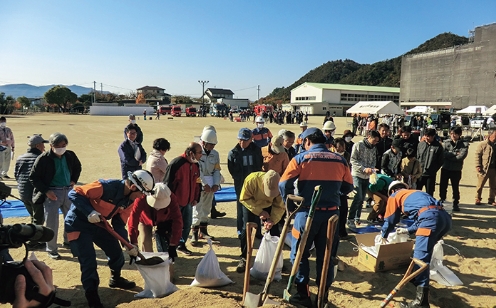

{"left": 1, "top": 1, "right": 495, "bottom": 100}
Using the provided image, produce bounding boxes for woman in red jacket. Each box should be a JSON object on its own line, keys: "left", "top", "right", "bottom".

{"left": 128, "top": 183, "right": 183, "bottom": 261}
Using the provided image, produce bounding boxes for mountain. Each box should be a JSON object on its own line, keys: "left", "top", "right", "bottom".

{"left": 0, "top": 84, "right": 96, "bottom": 98}
{"left": 266, "top": 32, "right": 469, "bottom": 101}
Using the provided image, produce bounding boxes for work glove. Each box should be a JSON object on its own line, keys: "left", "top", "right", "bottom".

{"left": 380, "top": 237, "right": 388, "bottom": 245}
{"left": 127, "top": 244, "right": 139, "bottom": 257}
{"left": 168, "top": 245, "right": 178, "bottom": 263}
{"left": 396, "top": 228, "right": 409, "bottom": 235}
{"left": 87, "top": 210, "right": 101, "bottom": 223}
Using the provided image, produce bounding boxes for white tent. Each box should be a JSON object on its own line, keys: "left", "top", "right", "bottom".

{"left": 456, "top": 105, "right": 487, "bottom": 114}
{"left": 406, "top": 106, "right": 431, "bottom": 113}
{"left": 346, "top": 101, "right": 403, "bottom": 115}
{"left": 483, "top": 105, "right": 496, "bottom": 116}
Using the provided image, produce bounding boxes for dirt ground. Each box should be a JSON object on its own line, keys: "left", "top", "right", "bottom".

{"left": 2, "top": 113, "right": 496, "bottom": 308}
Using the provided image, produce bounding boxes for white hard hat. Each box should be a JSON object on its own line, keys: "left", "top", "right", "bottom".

{"left": 127, "top": 170, "right": 155, "bottom": 194}
{"left": 255, "top": 116, "right": 265, "bottom": 123}
{"left": 278, "top": 129, "right": 287, "bottom": 137}
{"left": 146, "top": 183, "right": 171, "bottom": 210}
{"left": 201, "top": 129, "right": 218, "bottom": 144}
{"left": 322, "top": 121, "right": 336, "bottom": 131}
{"left": 388, "top": 180, "right": 409, "bottom": 196}
{"left": 203, "top": 125, "right": 216, "bottom": 133}
{"left": 300, "top": 122, "right": 308, "bottom": 127}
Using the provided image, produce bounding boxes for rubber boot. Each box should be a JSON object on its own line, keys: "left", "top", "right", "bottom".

{"left": 85, "top": 290, "right": 103, "bottom": 308}
{"left": 199, "top": 222, "right": 215, "bottom": 240}
{"left": 191, "top": 226, "right": 200, "bottom": 246}
{"left": 400, "top": 286, "right": 430, "bottom": 308}
{"left": 211, "top": 207, "right": 226, "bottom": 218}
{"left": 289, "top": 283, "right": 312, "bottom": 308}
{"left": 109, "top": 269, "right": 136, "bottom": 289}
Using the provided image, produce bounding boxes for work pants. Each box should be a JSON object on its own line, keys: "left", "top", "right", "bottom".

{"left": 67, "top": 220, "right": 125, "bottom": 292}
{"left": 291, "top": 209, "right": 339, "bottom": 289}
{"left": 235, "top": 184, "right": 244, "bottom": 235}
{"left": 0, "top": 147, "right": 12, "bottom": 175}
{"left": 348, "top": 177, "right": 368, "bottom": 222}
{"left": 439, "top": 169, "right": 461, "bottom": 203}
{"left": 366, "top": 194, "right": 386, "bottom": 221}
{"left": 138, "top": 222, "right": 153, "bottom": 252}
{"left": 412, "top": 209, "right": 452, "bottom": 287}
{"left": 22, "top": 198, "right": 45, "bottom": 225}
{"left": 192, "top": 191, "right": 214, "bottom": 226}
{"left": 338, "top": 194, "right": 348, "bottom": 237}
{"left": 179, "top": 204, "right": 192, "bottom": 244}
{"left": 475, "top": 168, "right": 496, "bottom": 201}
{"left": 44, "top": 186, "right": 71, "bottom": 253}
{"left": 239, "top": 206, "right": 280, "bottom": 257}
{"left": 417, "top": 175, "right": 436, "bottom": 197}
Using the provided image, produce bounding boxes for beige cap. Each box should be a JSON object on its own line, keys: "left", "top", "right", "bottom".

{"left": 263, "top": 170, "right": 281, "bottom": 198}
{"left": 271, "top": 135, "right": 285, "bottom": 154}
{"left": 146, "top": 183, "right": 172, "bottom": 210}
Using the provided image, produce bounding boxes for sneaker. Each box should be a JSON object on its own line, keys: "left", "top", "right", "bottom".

{"left": 489, "top": 200, "right": 495, "bottom": 206}
{"left": 109, "top": 276, "right": 136, "bottom": 289}
{"left": 236, "top": 258, "right": 246, "bottom": 273}
{"left": 453, "top": 204, "right": 460, "bottom": 212}
{"left": 48, "top": 252, "right": 61, "bottom": 260}
{"left": 63, "top": 242, "right": 71, "bottom": 248}
{"left": 211, "top": 208, "right": 226, "bottom": 219}
{"left": 475, "top": 199, "right": 482, "bottom": 205}
{"left": 288, "top": 293, "right": 313, "bottom": 308}
{"left": 3, "top": 175, "right": 10, "bottom": 179}
{"left": 355, "top": 219, "right": 361, "bottom": 226}
{"left": 347, "top": 219, "right": 356, "bottom": 228}
{"left": 177, "top": 244, "right": 192, "bottom": 255}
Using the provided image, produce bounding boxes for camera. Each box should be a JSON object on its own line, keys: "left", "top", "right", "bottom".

{"left": 0, "top": 181, "right": 69, "bottom": 306}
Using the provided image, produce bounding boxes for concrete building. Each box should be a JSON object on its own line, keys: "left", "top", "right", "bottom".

{"left": 290, "top": 82, "right": 400, "bottom": 116}
{"left": 400, "top": 23, "right": 496, "bottom": 110}
{"left": 204, "top": 88, "right": 234, "bottom": 102}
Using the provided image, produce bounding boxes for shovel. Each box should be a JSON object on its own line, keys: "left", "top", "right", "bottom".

{"left": 380, "top": 258, "right": 428, "bottom": 307}
{"left": 244, "top": 194, "right": 305, "bottom": 308}
{"left": 243, "top": 222, "right": 258, "bottom": 306}
{"left": 96, "top": 216, "right": 164, "bottom": 265}
{"left": 283, "top": 185, "right": 322, "bottom": 302}
{"left": 317, "top": 214, "right": 339, "bottom": 308}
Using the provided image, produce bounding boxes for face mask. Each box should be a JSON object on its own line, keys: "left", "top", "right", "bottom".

{"left": 337, "top": 151, "right": 345, "bottom": 156}
{"left": 257, "top": 123, "right": 264, "bottom": 129}
{"left": 130, "top": 120, "right": 136, "bottom": 124}
{"left": 53, "top": 147, "right": 66, "bottom": 155}
{"left": 345, "top": 136, "right": 352, "bottom": 142}
{"left": 0, "top": 123, "right": 5, "bottom": 128}
{"left": 331, "top": 131, "right": 335, "bottom": 137}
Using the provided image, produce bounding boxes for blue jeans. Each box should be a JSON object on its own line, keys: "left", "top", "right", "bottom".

{"left": 180, "top": 204, "right": 192, "bottom": 244}
{"left": 291, "top": 210, "right": 340, "bottom": 289}
{"left": 348, "top": 177, "right": 369, "bottom": 221}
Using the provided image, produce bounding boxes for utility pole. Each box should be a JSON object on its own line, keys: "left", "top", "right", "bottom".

{"left": 257, "top": 85, "right": 260, "bottom": 103}
{"left": 101, "top": 83, "right": 103, "bottom": 95}
{"left": 198, "top": 80, "right": 209, "bottom": 117}
{"left": 93, "top": 81, "right": 96, "bottom": 104}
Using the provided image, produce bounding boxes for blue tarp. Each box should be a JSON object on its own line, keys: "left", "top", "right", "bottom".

{"left": 0, "top": 186, "right": 239, "bottom": 219}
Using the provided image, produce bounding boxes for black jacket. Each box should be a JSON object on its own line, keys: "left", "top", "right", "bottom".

{"left": 417, "top": 140, "right": 444, "bottom": 176}
{"left": 375, "top": 137, "right": 392, "bottom": 169}
{"left": 29, "top": 150, "right": 82, "bottom": 204}
{"left": 227, "top": 142, "right": 263, "bottom": 188}
{"left": 14, "top": 147, "right": 43, "bottom": 200}
{"left": 442, "top": 139, "right": 468, "bottom": 171}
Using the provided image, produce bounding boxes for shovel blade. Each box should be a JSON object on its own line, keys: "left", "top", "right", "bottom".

{"left": 283, "top": 289, "right": 291, "bottom": 301}
{"left": 263, "top": 297, "right": 280, "bottom": 306}
{"left": 243, "top": 292, "right": 261, "bottom": 308}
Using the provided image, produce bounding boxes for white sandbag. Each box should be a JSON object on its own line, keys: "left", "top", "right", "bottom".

{"left": 284, "top": 230, "right": 315, "bottom": 251}
{"left": 429, "top": 240, "right": 463, "bottom": 286}
{"left": 134, "top": 252, "right": 178, "bottom": 298}
{"left": 191, "top": 239, "right": 233, "bottom": 287}
{"left": 251, "top": 233, "right": 283, "bottom": 281}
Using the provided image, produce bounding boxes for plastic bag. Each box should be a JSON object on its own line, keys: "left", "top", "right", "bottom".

{"left": 369, "top": 171, "right": 378, "bottom": 185}
{"left": 135, "top": 252, "right": 178, "bottom": 298}
{"left": 429, "top": 240, "right": 463, "bottom": 286}
{"left": 250, "top": 233, "right": 284, "bottom": 281}
{"left": 191, "top": 239, "right": 233, "bottom": 287}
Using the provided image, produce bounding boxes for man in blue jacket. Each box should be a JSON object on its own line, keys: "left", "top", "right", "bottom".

{"left": 118, "top": 125, "right": 146, "bottom": 179}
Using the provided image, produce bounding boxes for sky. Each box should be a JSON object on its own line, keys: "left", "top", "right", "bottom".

{"left": 1, "top": 1, "right": 495, "bottom": 101}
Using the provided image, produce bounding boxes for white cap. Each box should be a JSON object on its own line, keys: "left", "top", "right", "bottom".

{"left": 146, "top": 183, "right": 172, "bottom": 210}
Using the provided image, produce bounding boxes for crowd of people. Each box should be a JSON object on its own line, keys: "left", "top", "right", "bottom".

{"left": 5, "top": 110, "right": 496, "bottom": 308}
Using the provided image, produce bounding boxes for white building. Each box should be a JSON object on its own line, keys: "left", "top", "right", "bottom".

{"left": 290, "top": 82, "right": 400, "bottom": 116}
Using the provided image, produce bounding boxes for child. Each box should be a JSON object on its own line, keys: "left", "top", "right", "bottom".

{"left": 381, "top": 139, "right": 402, "bottom": 179}
{"left": 400, "top": 148, "right": 422, "bottom": 189}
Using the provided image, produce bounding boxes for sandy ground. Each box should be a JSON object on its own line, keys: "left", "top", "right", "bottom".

{"left": 2, "top": 113, "right": 496, "bottom": 308}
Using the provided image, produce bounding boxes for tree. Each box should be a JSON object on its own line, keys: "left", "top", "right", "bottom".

{"left": 17, "top": 96, "right": 30, "bottom": 109}
{"left": 0, "top": 93, "right": 15, "bottom": 114}
{"left": 136, "top": 93, "right": 146, "bottom": 104}
{"left": 44, "top": 86, "right": 77, "bottom": 112}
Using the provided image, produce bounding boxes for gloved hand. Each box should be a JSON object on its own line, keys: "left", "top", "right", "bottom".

{"left": 127, "top": 244, "right": 139, "bottom": 257}
{"left": 380, "top": 237, "right": 388, "bottom": 245}
{"left": 168, "top": 245, "right": 178, "bottom": 262}
{"left": 396, "top": 228, "right": 409, "bottom": 235}
{"left": 87, "top": 210, "right": 101, "bottom": 223}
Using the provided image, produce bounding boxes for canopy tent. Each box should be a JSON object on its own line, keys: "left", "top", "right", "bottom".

{"left": 456, "top": 105, "right": 487, "bottom": 114}
{"left": 346, "top": 101, "right": 403, "bottom": 115}
{"left": 483, "top": 105, "right": 496, "bottom": 116}
{"left": 406, "top": 106, "right": 434, "bottom": 113}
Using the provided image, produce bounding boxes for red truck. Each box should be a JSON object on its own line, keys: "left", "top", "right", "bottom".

{"left": 172, "top": 105, "right": 182, "bottom": 116}
{"left": 186, "top": 107, "right": 197, "bottom": 117}
{"left": 254, "top": 104, "right": 274, "bottom": 116}
{"left": 158, "top": 106, "right": 172, "bottom": 115}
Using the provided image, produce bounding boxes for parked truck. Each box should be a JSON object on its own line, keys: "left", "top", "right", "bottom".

{"left": 186, "top": 107, "right": 197, "bottom": 117}
{"left": 158, "top": 105, "right": 172, "bottom": 115}
{"left": 172, "top": 105, "right": 182, "bottom": 116}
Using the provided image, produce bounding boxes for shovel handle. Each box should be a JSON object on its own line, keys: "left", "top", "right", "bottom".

{"left": 97, "top": 217, "right": 145, "bottom": 260}
{"left": 243, "top": 222, "right": 258, "bottom": 303}
{"left": 317, "top": 215, "right": 339, "bottom": 308}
